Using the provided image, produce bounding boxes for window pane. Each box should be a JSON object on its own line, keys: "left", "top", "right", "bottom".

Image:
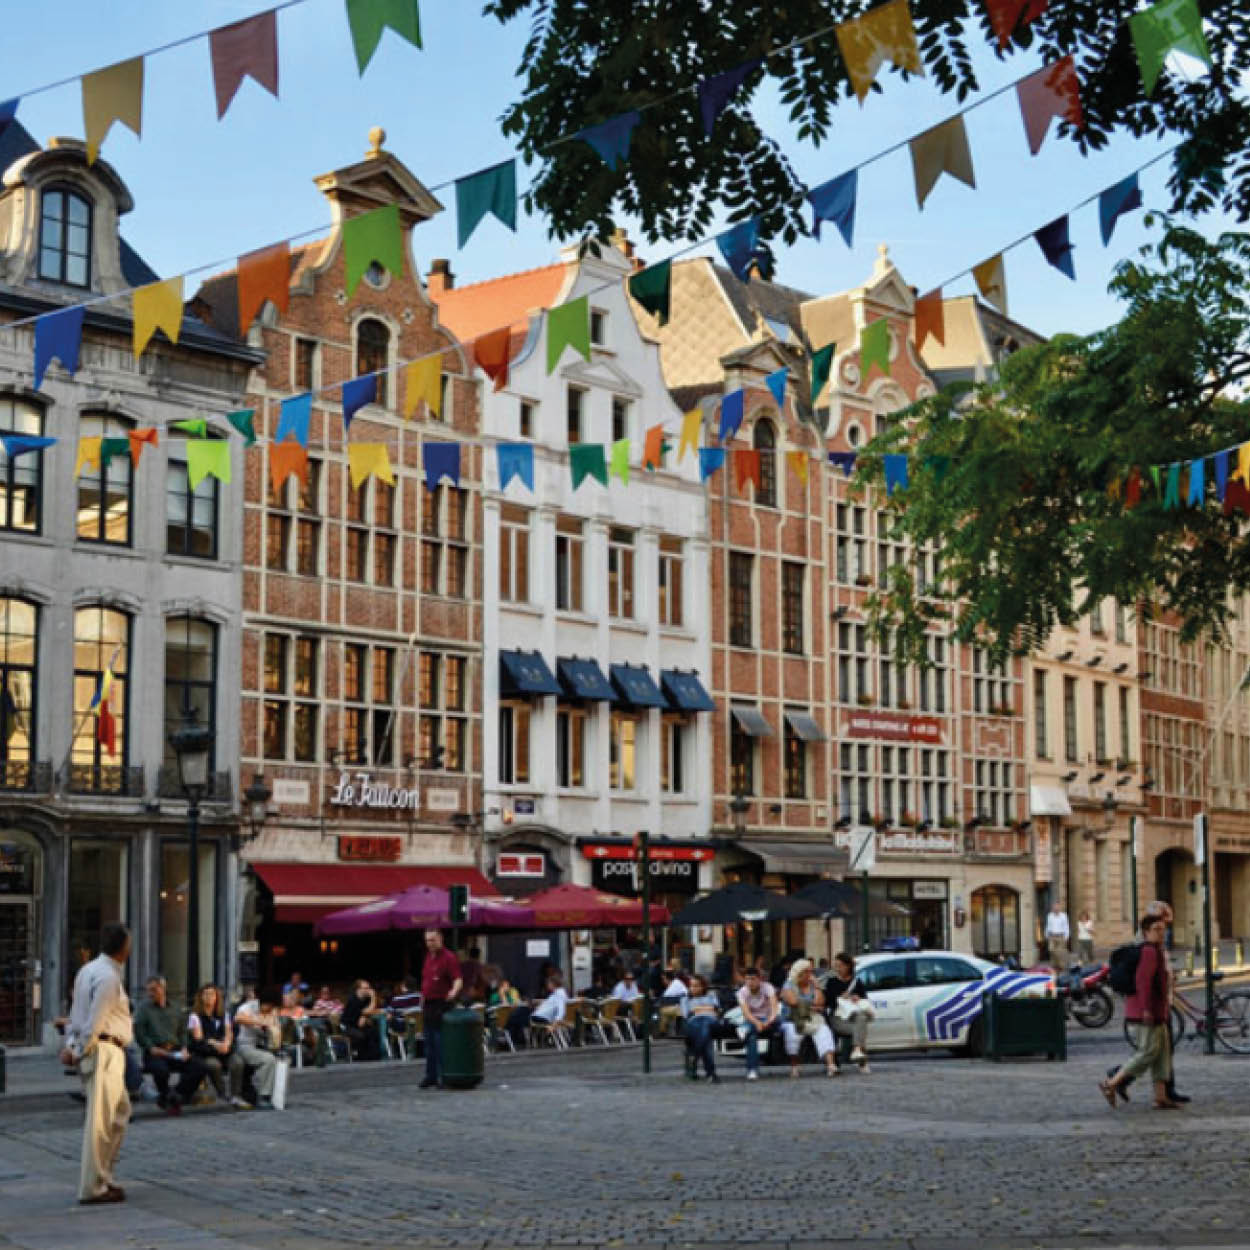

{"left": 159, "top": 841, "right": 217, "bottom": 1005}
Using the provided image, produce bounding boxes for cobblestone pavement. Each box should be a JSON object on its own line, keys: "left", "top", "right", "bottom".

{"left": 2, "top": 1033, "right": 1249, "bottom": 1250}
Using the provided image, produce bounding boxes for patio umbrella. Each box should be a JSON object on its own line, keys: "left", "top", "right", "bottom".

{"left": 670, "top": 882, "right": 824, "bottom": 926}
{"left": 794, "top": 879, "right": 911, "bottom": 918}
{"left": 525, "top": 883, "right": 670, "bottom": 929}
{"left": 314, "top": 884, "right": 535, "bottom": 936}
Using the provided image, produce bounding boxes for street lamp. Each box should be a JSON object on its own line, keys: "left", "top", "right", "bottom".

{"left": 242, "top": 772, "right": 272, "bottom": 847}
{"left": 169, "top": 707, "right": 214, "bottom": 1004}
{"left": 728, "top": 794, "right": 749, "bottom": 835}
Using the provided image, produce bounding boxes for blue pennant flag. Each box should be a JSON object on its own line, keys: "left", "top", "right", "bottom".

{"left": 718, "top": 389, "right": 745, "bottom": 442}
{"left": 1188, "top": 457, "right": 1205, "bottom": 507}
{"left": 1, "top": 434, "right": 55, "bottom": 458}
{"left": 0, "top": 99, "right": 17, "bottom": 132}
{"left": 423, "top": 440, "right": 461, "bottom": 488}
{"left": 576, "top": 111, "right": 641, "bottom": 170}
{"left": 1034, "top": 215, "right": 1076, "bottom": 280}
{"left": 1099, "top": 173, "right": 1143, "bottom": 246}
{"left": 698, "top": 60, "right": 761, "bottom": 135}
{"left": 456, "top": 160, "right": 517, "bottom": 249}
{"left": 342, "top": 374, "right": 377, "bottom": 430}
{"left": 698, "top": 447, "right": 726, "bottom": 481}
{"left": 883, "top": 454, "right": 910, "bottom": 497}
{"left": 765, "top": 368, "right": 788, "bottom": 411}
{"left": 1216, "top": 450, "right": 1231, "bottom": 501}
{"left": 808, "top": 169, "right": 858, "bottom": 246}
{"left": 716, "top": 218, "right": 771, "bottom": 282}
{"left": 497, "top": 442, "right": 534, "bottom": 492}
{"left": 34, "top": 304, "right": 85, "bottom": 390}
{"left": 828, "top": 451, "right": 857, "bottom": 477}
{"left": 276, "top": 392, "right": 312, "bottom": 447}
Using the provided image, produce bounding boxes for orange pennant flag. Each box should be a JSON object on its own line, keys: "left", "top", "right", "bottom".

{"left": 786, "top": 450, "right": 809, "bottom": 485}
{"left": 734, "top": 448, "right": 761, "bottom": 494}
{"left": 972, "top": 256, "right": 1008, "bottom": 315}
{"left": 914, "top": 289, "right": 945, "bottom": 350}
{"left": 82, "top": 57, "right": 144, "bottom": 164}
{"left": 270, "top": 440, "right": 309, "bottom": 494}
{"left": 237, "top": 241, "right": 290, "bottom": 332}
{"left": 642, "top": 424, "right": 665, "bottom": 471}
{"left": 128, "top": 427, "right": 158, "bottom": 466}
{"left": 836, "top": 0, "right": 923, "bottom": 103}
{"left": 474, "top": 328, "right": 512, "bottom": 392}
{"left": 1016, "top": 56, "right": 1083, "bottom": 155}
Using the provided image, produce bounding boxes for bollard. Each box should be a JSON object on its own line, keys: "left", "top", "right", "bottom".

{"left": 1238, "top": 939, "right": 1245, "bottom": 969}
{"left": 1185, "top": 950, "right": 1195, "bottom": 976}
{"left": 1214, "top": 946, "right": 1221, "bottom": 972}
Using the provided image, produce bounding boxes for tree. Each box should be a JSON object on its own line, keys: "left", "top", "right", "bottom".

{"left": 853, "top": 222, "right": 1250, "bottom": 665}
{"left": 485, "top": 1, "right": 1250, "bottom": 248}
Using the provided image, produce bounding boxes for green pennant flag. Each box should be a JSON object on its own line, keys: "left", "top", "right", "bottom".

{"left": 345, "top": 0, "right": 422, "bottom": 75}
{"left": 100, "top": 436, "right": 130, "bottom": 469}
{"left": 860, "top": 320, "right": 890, "bottom": 377}
{"left": 186, "top": 439, "right": 232, "bottom": 491}
{"left": 569, "top": 443, "right": 608, "bottom": 490}
{"left": 1163, "top": 462, "right": 1181, "bottom": 510}
{"left": 923, "top": 454, "right": 952, "bottom": 483}
{"left": 455, "top": 161, "right": 516, "bottom": 249}
{"left": 810, "top": 342, "right": 835, "bottom": 404}
{"left": 628, "top": 260, "right": 671, "bottom": 326}
{"left": 172, "top": 418, "right": 207, "bottom": 438}
{"left": 547, "top": 296, "right": 591, "bottom": 373}
{"left": 342, "top": 203, "right": 405, "bottom": 298}
{"left": 226, "top": 408, "right": 257, "bottom": 446}
{"left": 1129, "top": 0, "right": 1211, "bottom": 96}
{"left": 1149, "top": 464, "right": 1162, "bottom": 496}
{"left": 610, "top": 438, "right": 631, "bottom": 485}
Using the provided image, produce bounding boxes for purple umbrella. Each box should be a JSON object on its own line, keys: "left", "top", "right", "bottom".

{"left": 314, "top": 884, "right": 534, "bottom": 936}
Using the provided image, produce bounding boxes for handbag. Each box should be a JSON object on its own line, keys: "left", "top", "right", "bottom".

{"left": 835, "top": 996, "right": 875, "bottom": 1022}
{"left": 271, "top": 1057, "right": 290, "bottom": 1111}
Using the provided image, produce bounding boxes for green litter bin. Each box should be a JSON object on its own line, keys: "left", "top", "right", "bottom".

{"left": 981, "top": 990, "right": 1066, "bottom": 1061}
{"left": 440, "top": 1007, "right": 484, "bottom": 1089}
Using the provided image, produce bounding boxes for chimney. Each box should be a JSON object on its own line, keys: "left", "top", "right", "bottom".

{"left": 428, "top": 258, "right": 454, "bottom": 295}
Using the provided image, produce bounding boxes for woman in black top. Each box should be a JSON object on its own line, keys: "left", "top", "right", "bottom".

{"left": 824, "top": 953, "right": 872, "bottom": 1073}
{"left": 188, "top": 984, "right": 233, "bottom": 1099}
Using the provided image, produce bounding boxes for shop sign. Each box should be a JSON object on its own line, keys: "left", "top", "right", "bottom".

{"left": 845, "top": 712, "right": 943, "bottom": 743}
{"left": 497, "top": 852, "right": 545, "bottom": 877}
{"left": 338, "top": 835, "right": 403, "bottom": 862}
{"left": 0, "top": 842, "right": 34, "bottom": 894}
{"left": 271, "top": 779, "right": 310, "bottom": 806}
{"left": 834, "top": 829, "right": 959, "bottom": 856}
{"left": 1214, "top": 832, "right": 1250, "bottom": 853}
{"left": 514, "top": 798, "right": 536, "bottom": 815}
{"left": 426, "top": 788, "right": 460, "bottom": 812}
{"left": 581, "top": 841, "right": 714, "bottom": 863}
{"left": 591, "top": 858, "right": 700, "bottom": 896}
{"left": 328, "top": 771, "right": 419, "bottom": 810}
{"left": 912, "top": 880, "right": 949, "bottom": 899}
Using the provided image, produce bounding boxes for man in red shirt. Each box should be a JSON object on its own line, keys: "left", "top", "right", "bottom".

{"left": 419, "top": 928, "right": 462, "bottom": 1089}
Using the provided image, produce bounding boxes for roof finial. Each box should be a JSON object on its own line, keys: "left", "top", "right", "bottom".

{"left": 367, "top": 126, "right": 386, "bottom": 158}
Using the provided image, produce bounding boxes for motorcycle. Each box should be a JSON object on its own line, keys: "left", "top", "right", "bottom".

{"left": 1055, "top": 961, "right": 1114, "bottom": 1028}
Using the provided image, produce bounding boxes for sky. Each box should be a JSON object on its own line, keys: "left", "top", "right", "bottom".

{"left": 0, "top": 0, "right": 1237, "bottom": 342}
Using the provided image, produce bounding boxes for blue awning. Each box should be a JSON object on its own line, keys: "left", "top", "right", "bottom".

{"left": 608, "top": 664, "right": 667, "bottom": 709}
{"left": 499, "top": 650, "right": 560, "bottom": 698}
{"left": 661, "top": 669, "right": 716, "bottom": 713}
{"left": 557, "top": 657, "right": 616, "bottom": 702}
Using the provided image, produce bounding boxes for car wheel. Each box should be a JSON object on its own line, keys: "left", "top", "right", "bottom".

{"left": 961, "top": 1018, "right": 984, "bottom": 1058}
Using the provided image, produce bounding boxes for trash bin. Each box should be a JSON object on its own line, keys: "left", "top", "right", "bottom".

{"left": 440, "top": 1007, "right": 484, "bottom": 1089}
{"left": 981, "top": 991, "right": 1066, "bottom": 1061}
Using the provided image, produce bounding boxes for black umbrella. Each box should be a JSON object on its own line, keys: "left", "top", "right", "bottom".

{"left": 795, "top": 878, "right": 911, "bottom": 918}
{"left": 671, "top": 882, "right": 824, "bottom": 926}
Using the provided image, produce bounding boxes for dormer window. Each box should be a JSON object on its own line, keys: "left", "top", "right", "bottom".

{"left": 38, "top": 187, "right": 92, "bottom": 287}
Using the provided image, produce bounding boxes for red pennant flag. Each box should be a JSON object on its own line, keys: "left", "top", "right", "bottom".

{"left": 237, "top": 241, "right": 291, "bottom": 332}
{"left": 985, "top": 0, "right": 1048, "bottom": 48}
{"left": 914, "top": 289, "right": 945, "bottom": 350}
{"left": 1124, "top": 468, "right": 1142, "bottom": 508}
{"left": 1017, "top": 56, "right": 1082, "bottom": 155}
{"left": 209, "top": 9, "right": 280, "bottom": 119}
{"left": 97, "top": 698, "right": 116, "bottom": 757}
{"left": 734, "top": 448, "right": 761, "bottom": 494}
{"left": 1224, "top": 479, "right": 1250, "bottom": 518}
{"left": 128, "top": 427, "right": 159, "bottom": 466}
{"left": 269, "top": 440, "right": 309, "bottom": 494}
{"left": 642, "top": 423, "right": 665, "bottom": 471}
{"left": 474, "top": 328, "right": 512, "bottom": 393}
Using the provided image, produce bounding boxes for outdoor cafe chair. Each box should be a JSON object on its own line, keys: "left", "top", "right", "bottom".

{"left": 488, "top": 1004, "right": 515, "bottom": 1052}
{"left": 597, "top": 997, "right": 627, "bottom": 1044}
{"left": 577, "top": 998, "right": 614, "bottom": 1046}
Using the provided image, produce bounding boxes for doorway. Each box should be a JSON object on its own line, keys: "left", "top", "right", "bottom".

{"left": 0, "top": 899, "right": 36, "bottom": 1044}
{"left": 1155, "top": 848, "right": 1198, "bottom": 948}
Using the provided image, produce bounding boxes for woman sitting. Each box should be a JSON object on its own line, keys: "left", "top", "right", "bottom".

{"left": 187, "top": 983, "right": 235, "bottom": 1101}
{"left": 681, "top": 974, "right": 722, "bottom": 1083}
{"left": 824, "top": 952, "right": 873, "bottom": 1073}
{"left": 780, "top": 959, "right": 838, "bottom": 1078}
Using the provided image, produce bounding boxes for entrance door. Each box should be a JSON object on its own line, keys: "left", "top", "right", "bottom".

{"left": 0, "top": 900, "right": 35, "bottom": 1045}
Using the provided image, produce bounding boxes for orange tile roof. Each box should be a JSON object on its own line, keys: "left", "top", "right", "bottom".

{"left": 430, "top": 262, "right": 566, "bottom": 344}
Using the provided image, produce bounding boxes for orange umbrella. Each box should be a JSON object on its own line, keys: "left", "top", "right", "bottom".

{"left": 525, "top": 882, "right": 669, "bottom": 929}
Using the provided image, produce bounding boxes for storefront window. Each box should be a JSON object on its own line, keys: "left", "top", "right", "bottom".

{"left": 971, "top": 885, "right": 1020, "bottom": 959}
{"left": 159, "top": 840, "right": 217, "bottom": 1004}
{"left": 67, "top": 839, "right": 128, "bottom": 981}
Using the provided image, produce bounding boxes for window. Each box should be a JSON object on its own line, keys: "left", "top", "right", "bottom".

{"left": 38, "top": 187, "right": 91, "bottom": 286}
{"left": 753, "top": 420, "right": 776, "bottom": 507}
{"left": 917, "top": 634, "right": 947, "bottom": 713}
{"left": 1119, "top": 685, "right": 1132, "bottom": 762}
{"left": 837, "top": 741, "right": 872, "bottom": 823}
{"left": 914, "top": 956, "right": 982, "bottom": 986}
{"left": 0, "top": 598, "right": 37, "bottom": 789}
{"left": 973, "top": 758, "right": 1015, "bottom": 826}
{"left": 610, "top": 712, "right": 637, "bottom": 790}
{"left": 607, "top": 527, "right": 635, "bottom": 619}
{"left": 837, "top": 622, "right": 871, "bottom": 703}
{"left": 1094, "top": 681, "right": 1108, "bottom": 762}
{"left": 781, "top": 562, "right": 804, "bottom": 654}
{"left": 784, "top": 716, "right": 806, "bottom": 798}
{"left": 879, "top": 745, "right": 914, "bottom": 824}
{"left": 77, "top": 414, "right": 132, "bottom": 545}
{"left": 590, "top": 309, "right": 606, "bottom": 346}
{"left": 661, "top": 718, "right": 685, "bottom": 794}
{"left": 612, "top": 397, "right": 631, "bottom": 444}
{"left": 263, "top": 633, "right": 319, "bottom": 761}
{"left": 1115, "top": 599, "right": 1129, "bottom": 644}
{"left": 555, "top": 515, "right": 584, "bottom": 612}
{"left": 730, "top": 715, "right": 754, "bottom": 795}
{"left": 267, "top": 456, "right": 320, "bottom": 573}
{"left": 355, "top": 318, "right": 390, "bottom": 407}
{"left": 159, "top": 841, "right": 216, "bottom": 1005}
{"left": 971, "top": 886, "right": 1020, "bottom": 959}
{"left": 556, "top": 709, "right": 586, "bottom": 788}
{"left": 163, "top": 616, "right": 216, "bottom": 781}
{"left": 293, "top": 337, "right": 318, "bottom": 391}
{"left": 71, "top": 606, "right": 129, "bottom": 791}
{"left": 567, "top": 386, "right": 585, "bottom": 444}
{"left": 342, "top": 644, "right": 394, "bottom": 765}
{"left": 499, "top": 705, "right": 531, "bottom": 785}
{"left": 438, "top": 373, "right": 453, "bottom": 423}
{"left": 500, "top": 504, "right": 530, "bottom": 603}
{"left": 166, "top": 458, "right": 219, "bottom": 559}
{"left": 420, "top": 651, "right": 469, "bottom": 772}
{"left": 729, "top": 552, "right": 753, "bottom": 648}
{"left": 1034, "top": 669, "right": 1048, "bottom": 758}
{"left": 658, "top": 536, "right": 684, "bottom": 628}
{"left": 1090, "top": 598, "right": 1106, "bottom": 636}
{"left": 1063, "top": 675, "right": 1078, "bottom": 762}
{"left": 519, "top": 399, "right": 535, "bottom": 439}
{"left": 972, "top": 649, "right": 1012, "bottom": 714}
{"left": 857, "top": 958, "right": 908, "bottom": 993}
{"left": 0, "top": 399, "right": 44, "bottom": 533}
{"left": 422, "top": 486, "right": 470, "bottom": 597}
{"left": 917, "top": 747, "right": 952, "bottom": 825}
{"left": 835, "top": 503, "right": 868, "bottom": 584}
{"left": 345, "top": 477, "right": 395, "bottom": 585}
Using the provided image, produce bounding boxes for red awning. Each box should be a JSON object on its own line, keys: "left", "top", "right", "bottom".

{"left": 250, "top": 863, "right": 497, "bottom": 925}
{"left": 525, "top": 883, "right": 670, "bottom": 929}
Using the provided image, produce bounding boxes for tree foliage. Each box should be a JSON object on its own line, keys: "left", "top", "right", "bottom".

{"left": 484, "top": 1, "right": 1250, "bottom": 246}
{"left": 855, "top": 222, "right": 1250, "bottom": 665}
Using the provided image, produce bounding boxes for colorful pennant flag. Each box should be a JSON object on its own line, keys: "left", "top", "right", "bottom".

{"left": 1188, "top": 457, "right": 1205, "bottom": 507}
{"left": 1163, "top": 462, "right": 1181, "bottom": 510}
{"left": 718, "top": 389, "right": 745, "bottom": 443}
{"left": 914, "top": 289, "right": 945, "bottom": 349}
{"left": 346, "top": 0, "right": 423, "bottom": 74}
{"left": 1224, "top": 479, "right": 1250, "bottom": 518}
{"left": 128, "top": 428, "right": 158, "bottom": 466}
{"left": 629, "top": 260, "right": 671, "bottom": 326}
{"left": 237, "top": 241, "right": 291, "bottom": 332}
{"left": 99, "top": 437, "right": 129, "bottom": 470}
{"left": 276, "top": 393, "right": 312, "bottom": 447}
{"left": 1239, "top": 442, "right": 1250, "bottom": 485}
{"left": 227, "top": 409, "right": 257, "bottom": 446}
{"left": 82, "top": 57, "right": 143, "bottom": 164}
{"left": 811, "top": 342, "right": 835, "bottom": 404}
{"left": 1034, "top": 215, "right": 1075, "bottom": 279}
{"left": 74, "top": 437, "right": 101, "bottom": 478}
{"left": 133, "top": 277, "right": 183, "bottom": 357}
{"left": 269, "top": 439, "right": 309, "bottom": 493}
{"left": 1125, "top": 467, "right": 1142, "bottom": 508}
{"left": 808, "top": 170, "right": 857, "bottom": 246}
{"left": 643, "top": 424, "right": 666, "bottom": 471}
{"left": 348, "top": 442, "right": 395, "bottom": 489}
{"left": 474, "top": 327, "right": 512, "bottom": 392}
{"left": 610, "top": 438, "right": 631, "bottom": 485}
{"left": 860, "top": 319, "right": 891, "bottom": 377}
{"left": 1129, "top": 0, "right": 1211, "bottom": 96}
{"left": 209, "top": 9, "right": 279, "bottom": 119}
{"left": 787, "top": 450, "right": 809, "bottom": 485}
{"left": 456, "top": 160, "right": 516, "bottom": 249}
{"left": 186, "top": 439, "right": 231, "bottom": 491}
{"left": 547, "top": 296, "right": 591, "bottom": 373}
{"left": 497, "top": 442, "right": 534, "bottom": 491}
{"left": 1099, "top": 174, "right": 1143, "bottom": 246}
{"left": 34, "top": 304, "right": 85, "bottom": 389}
{"left": 734, "top": 448, "right": 761, "bottom": 494}
{"left": 909, "top": 115, "right": 976, "bottom": 209}
{"left": 883, "top": 454, "right": 910, "bottom": 497}
{"left": 423, "top": 440, "right": 460, "bottom": 487}
{"left": 678, "top": 409, "right": 702, "bottom": 462}
{"left": 1, "top": 435, "right": 54, "bottom": 458}
{"left": 172, "top": 419, "right": 207, "bottom": 438}
{"left": 1216, "top": 450, "right": 1231, "bottom": 501}
{"left": 765, "top": 368, "right": 788, "bottom": 411}
{"left": 717, "top": 219, "right": 770, "bottom": 282}
{"left": 342, "top": 203, "right": 404, "bottom": 297}
{"left": 0, "top": 100, "right": 17, "bottom": 133}
{"left": 570, "top": 443, "right": 608, "bottom": 490}
{"left": 342, "top": 374, "right": 377, "bottom": 429}
{"left": 699, "top": 60, "right": 761, "bottom": 134}
{"left": 1016, "top": 56, "right": 1082, "bottom": 156}
{"left": 836, "top": 0, "right": 923, "bottom": 103}
{"left": 698, "top": 447, "right": 726, "bottom": 481}
{"left": 985, "top": 0, "right": 1049, "bottom": 48}
{"left": 972, "top": 254, "right": 1008, "bottom": 314}
{"left": 404, "top": 355, "right": 442, "bottom": 418}
{"left": 575, "top": 111, "right": 640, "bottom": 169}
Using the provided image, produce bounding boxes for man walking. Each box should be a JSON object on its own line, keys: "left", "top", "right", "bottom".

{"left": 1044, "top": 901, "right": 1071, "bottom": 969}
{"left": 419, "top": 928, "right": 462, "bottom": 1089}
{"left": 60, "top": 923, "right": 133, "bottom": 1205}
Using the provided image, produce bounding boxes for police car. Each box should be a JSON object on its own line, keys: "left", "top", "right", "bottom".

{"left": 851, "top": 950, "right": 1052, "bottom": 1055}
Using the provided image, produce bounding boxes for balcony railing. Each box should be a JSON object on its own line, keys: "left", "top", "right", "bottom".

{"left": 0, "top": 759, "right": 53, "bottom": 793}
{"left": 156, "top": 766, "right": 234, "bottom": 802}
{"left": 68, "top": 763, "right": 145, "bottom": 797}
{"left": 964, "top": 828, "right": 1032, "bottom": 859}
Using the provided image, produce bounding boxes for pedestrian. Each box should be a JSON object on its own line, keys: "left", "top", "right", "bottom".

{"left": 736, "top": 967, "right": 781, "bottom": 1081}
{"left": 1076, "top": 910, "right": 1096, "bottom": 964}
{"left": 59, "top": 922, "right": 132, "bottom": 1205}
{"left": 419, "top": 928, "right": 462, "bottom": 1088}
{"left": 1044, "top": 902, "right": 1071, "bottom": 969}
{"left": 681, "top": 974, "right": 722, "bottom": 1083}
{"left": 1099, "top": 912, "right": 1182, "bottom": 1110}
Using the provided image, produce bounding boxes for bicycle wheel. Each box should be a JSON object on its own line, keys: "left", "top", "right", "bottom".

{"left": 1214, "top": 989, "right": 1250, "bottom": 1054}
{"left": 1122, "top": 1006, "right": 1183, "bottom": 1049}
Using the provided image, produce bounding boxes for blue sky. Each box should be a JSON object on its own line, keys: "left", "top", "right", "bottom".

{"left": 0, "top": 0, "right": 1234, "bottom": 340}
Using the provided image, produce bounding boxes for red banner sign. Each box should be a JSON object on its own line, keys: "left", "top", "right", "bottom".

{"left": 338, "top": 835, "right": 403, "bottom": 862}
{"left": 497, "top": 852, "right": 545, "bottom": 876}
{"left": 845, "top": 712, "right": 943, "bottom": 743}
{"left": 581, "top": 842, "right": 715, "bottom": 863}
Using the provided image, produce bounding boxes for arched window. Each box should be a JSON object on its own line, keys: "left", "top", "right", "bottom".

{"left": 71, "top": 605, "right": 130, "bottom": 792}
{"left": 77, "top": 413, "right": 133, "bottom": 546}
{"left": 163, "top": 616, "right": 217, "bottom": 790}
{"left": 0, "top": 397, "right": 45, "bottom": 534}
{"left": 38, "top": 186, "right": 92, "bottom": 287}
{"left": 355, "top": 318, "right": 390, "bottom": 407}
{"left": 753, "top": 419, "right": 777, "bottom": 507}
{"left": 971, "top": 885, "right": 1020, "bottom": 959}
{"left": 0, "top": 598, "right": 37, "bottom": 790}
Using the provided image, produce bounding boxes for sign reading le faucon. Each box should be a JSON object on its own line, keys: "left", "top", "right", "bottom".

{"left": 329, "top": 771, "right": 419, "bottom": 810}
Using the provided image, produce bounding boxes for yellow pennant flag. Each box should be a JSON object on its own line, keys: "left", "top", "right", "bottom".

{"left": 786, "top": 450, "right": 809, "bottom": 486}
{"left": 82, "top": 57, "right": 144, "bottom": 164}
{"left": 404, "top": 355, "right": 442, "bottom": 419}
{"left": 1238, "top": 441, "right": 1250, "bottom": 485}
{"left": 678, "top": 408, "right": 702, "bottom": 462}
{"left": 836, "top": 0, "right": 923, "bottom": 103}
{"left": 909, "top": 115, "right": 976, "bottom": 209}
{"left": 348, "top": 442, "right": 396, "bottom": 489}
{"left": 75, "top": 436, "right": 102, "bottom": 478}
{"left": 972, "top": 254, "right": 1008, "bottom": 315}
{"left": 133, "top": 277, "right": 184, "bottom": 357}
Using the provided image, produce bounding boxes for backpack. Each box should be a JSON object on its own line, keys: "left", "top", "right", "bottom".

{"left": 1107, "top": 942, "right": 1141, "bottom": 995}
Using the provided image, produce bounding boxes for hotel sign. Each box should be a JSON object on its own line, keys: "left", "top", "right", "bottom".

{"left": 845, "top": 712, "right": 943, "bottom": 743}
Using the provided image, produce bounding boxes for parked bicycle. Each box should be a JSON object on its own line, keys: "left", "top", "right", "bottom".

{"left": 1121, "top": 971, "right": 1250, "bottom": 1053}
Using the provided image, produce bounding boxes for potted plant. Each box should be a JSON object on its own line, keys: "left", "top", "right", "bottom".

{"left": 872, "top": 813, "right": 889, "bottom": 832}
{"left": 857, "top": 692, "right": 874, "bottom": 707}
{"left": 855, "top": 573, "right": 872, "bottom": 587}
{"left": 899, "top": 810, "right": 918, "bottom": 828}
{"left": 939, "top": 815, "right": 959, "bottom": 830}
{"left": 897, "top": 699, "right": 912, "bottom": 710}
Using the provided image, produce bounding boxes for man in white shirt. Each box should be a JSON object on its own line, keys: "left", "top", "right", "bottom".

{"left": 1045, "top": 902, "right": 1071, "bottom": 969}
{"left": 610, "top": 971, "right": 642, "bottom": 1003}
{"left": 232, "top": 990, "right": 280, "bottom": 1110}
{"left": 737, "top": 968, "right": 780, "bottom": 1081}
{"left": 60, "top": 923, "right": 133, "bottom": 1204}
{"left": 658, "top": 970, "right": 688, "bottom": 1036}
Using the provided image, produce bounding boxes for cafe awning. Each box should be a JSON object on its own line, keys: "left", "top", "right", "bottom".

{"left": 734, "top": 840, "right": 851, "bottom": 876}
{"left": 784, "top": 710, "right": 827, "bottom": 741}
{"left": 557, "top": 656, "right": 616, "bottom": 702}
{"left": 1030, "top": 785, "right": 1072, "bottom": 817}
{"left": 609, "top": 663, "right": 667, "bottom": 708}
{"left": 731, "top": 705, "right": 774, "bottom": 737}
{"left": 661, "top": 669, "right": 716, "bottom": 713}
{"left": 500, "top": 649, "right": 561, "bottom": 698}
